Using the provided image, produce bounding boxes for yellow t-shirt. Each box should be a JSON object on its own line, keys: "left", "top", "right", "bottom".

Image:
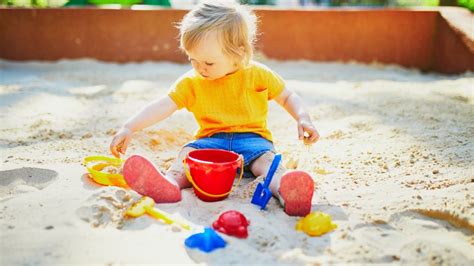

{"left": 168, "top": 61, "right": 285, "bottom": 141}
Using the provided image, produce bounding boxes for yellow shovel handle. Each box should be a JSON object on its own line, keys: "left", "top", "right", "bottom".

{"left": 144, "top": 205, "right": 173, "bottom": 224}
{"left": 143, "top": 205, "right": 191, "bottom": 230}
{"left": 126, "top": 196, "right": 190, "bottom": 230}
{"left": 183, "top": 155, "right": 244, "bottom": 198}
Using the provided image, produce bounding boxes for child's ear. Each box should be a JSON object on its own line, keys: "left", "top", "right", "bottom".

{"left": 233, "top": 46, "right": 246, "bottom": 67}
{"left": 239, "top": 46, "right": 245, "bottom": 56}
{"left": 237, "top": 46, "right": 246, "bottom": 64}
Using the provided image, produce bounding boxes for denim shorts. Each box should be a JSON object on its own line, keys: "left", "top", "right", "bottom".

{"left": 184, "top": 132, "right": 275, "bottom": 177}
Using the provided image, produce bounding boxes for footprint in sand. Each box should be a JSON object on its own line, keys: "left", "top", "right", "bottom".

{"left": 399, "top": 239, "right": 470, "bottom": 265}
{"left": 389, "top": 210, "right": 473, "bottom": 234}
{"left": 326, "top": 129, "right": 349, "bottom": 140}
{"left": 0, "top": 167, "right": 58, "bottom": 199}
{"left": 350, "top": 121, "right": 373, "bottom": 132}
{"left": 390, "top": 211, "right": 473, "bottom": 263}
{"left": 348, "top": 210, "right": 473, "bottom": 264}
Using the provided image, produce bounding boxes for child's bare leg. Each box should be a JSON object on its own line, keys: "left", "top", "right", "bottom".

{"left": 250, "top": 152, "right": 314, "bottom": 216}
{"left": 165, "top": 146, "right": 196, "bottom": 189}
{"left": 249, "top": 152, "right": 286, "bottom": 196}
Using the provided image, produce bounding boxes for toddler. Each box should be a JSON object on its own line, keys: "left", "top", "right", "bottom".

{"left": 110, "top": 0, "right": 319, "bottom": 216}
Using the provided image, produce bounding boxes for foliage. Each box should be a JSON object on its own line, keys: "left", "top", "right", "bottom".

{"left": 396, "top": 0, "right": 439, "bottom": 6}
{"left": 328, "top": 0, "right": 388, "bottom": 6}
{"left": 2, "top": 0, "right": 67, "bottom": 7}
{"left": 1, "top": 0, "right": 167, "bottom": 7}
{"left": 327, "top": 0, "right": 439, "bottom": 6}
{"left": 458, "top": 0, "right": 474, "bottom": 10}
{"left": 2, "top": 0, "right": 472, "bottom": 11}
{"left": 240, "top": 0, "right": 276, "bottom": 4}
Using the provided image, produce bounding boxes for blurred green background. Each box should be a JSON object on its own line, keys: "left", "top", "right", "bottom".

{"left": 0, "top": 0, "right": 472, "bottom": 11}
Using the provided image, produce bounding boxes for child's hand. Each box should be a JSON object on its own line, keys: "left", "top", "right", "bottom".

{"left": 298, "top": 119, "right": 320, "bottom": 144}
{"left": 110, "top": 127, "right": 133, "bottom": 158}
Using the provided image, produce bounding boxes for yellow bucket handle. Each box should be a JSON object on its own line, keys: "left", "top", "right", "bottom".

{"left": 183, "top": 155, "right": 244, "bottom": 198}
{"left": 83, "top": 155, "right": 123, "bottom": 166}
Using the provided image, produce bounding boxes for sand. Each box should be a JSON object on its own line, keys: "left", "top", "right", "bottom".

{"left": 0, "top": 58, "right": 473, "bottom": 265}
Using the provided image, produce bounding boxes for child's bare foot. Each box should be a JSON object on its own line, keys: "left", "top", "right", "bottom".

{"left": 278, "top": 170, "right": 314, "bottom": 216}
{"left": 123, "top": 154, "right": 181, "bottom": 203}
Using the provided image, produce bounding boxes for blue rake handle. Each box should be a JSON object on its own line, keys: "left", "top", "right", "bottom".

{"left": 251, "top": 153, "right": 282, "bottom": 209}
{"left": 263, "top": 153, "right": 281, "bottom": 189}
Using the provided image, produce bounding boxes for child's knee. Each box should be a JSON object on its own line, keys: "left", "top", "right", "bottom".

{"left": 252, "top": 151, "right": 273, "bottom": 168}
{"left": 258, "top": 151, "right": 274, "bottom": 162}
{"left": 250, "top": 151, "right": 286, "bottom": 176}
{"left": 261, "top": 151, "right": 286, "bottom": 170}
{"left": 167, "top": 147, "right": 196, "bottom": 176}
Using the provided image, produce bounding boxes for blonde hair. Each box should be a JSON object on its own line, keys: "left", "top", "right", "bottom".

{"left": 178, "top": 0, "right": 257, "bottom": 66}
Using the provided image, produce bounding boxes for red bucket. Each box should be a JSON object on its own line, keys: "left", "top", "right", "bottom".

{"left": 184, "top": 149, "right": 244, "bottom": 202}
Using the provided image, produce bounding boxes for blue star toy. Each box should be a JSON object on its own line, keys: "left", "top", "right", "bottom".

{"left": 184, "top": 227, "right": 226, "bottom": 253}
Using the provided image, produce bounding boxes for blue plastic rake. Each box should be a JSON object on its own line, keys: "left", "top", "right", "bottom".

{"left": 251, "top": 153, "right": 282, "bottom": 210}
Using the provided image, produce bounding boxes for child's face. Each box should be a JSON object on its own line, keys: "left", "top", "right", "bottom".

{"left": 186, "top": 31, "right": 238, "bottom": 80}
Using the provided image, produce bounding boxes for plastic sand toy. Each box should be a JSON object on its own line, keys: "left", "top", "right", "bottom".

{"left": 184, "top": 227, "right": 226, "bottom": 253}
{"left": 295, "top": 211, "right": 338, "bottom": 237}
{"left": 184, "top": 149, "right": 244, "bottom": 202}
{"left": 212, "top": 210, "right": 250, "bottom": 239}
{"left": 251, "top": 153, "right": 281, "bottom": 210}
{"left": 83, "top": 155, "right": 127, "bottom": 187}
{"left": 125, "top": 196, "right": 190, "bottom": 230}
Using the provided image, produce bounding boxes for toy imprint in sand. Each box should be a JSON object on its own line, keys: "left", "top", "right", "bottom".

{"left": 76, "top": 187, "right": 136, "bottom": 229}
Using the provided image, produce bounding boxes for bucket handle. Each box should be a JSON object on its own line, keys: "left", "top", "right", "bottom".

{"left": 183, "top": 155, "right": 244, "bottom": 198}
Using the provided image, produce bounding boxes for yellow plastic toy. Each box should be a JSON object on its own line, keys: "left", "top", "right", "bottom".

{"left": 83, "top": 155, "right": 127, "bottom": 187}
{"left": 125, "top": 196, "right": 191, "bottom": 230}
{"left": 296, "top": 211, "right": 338, "bottom": 237}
